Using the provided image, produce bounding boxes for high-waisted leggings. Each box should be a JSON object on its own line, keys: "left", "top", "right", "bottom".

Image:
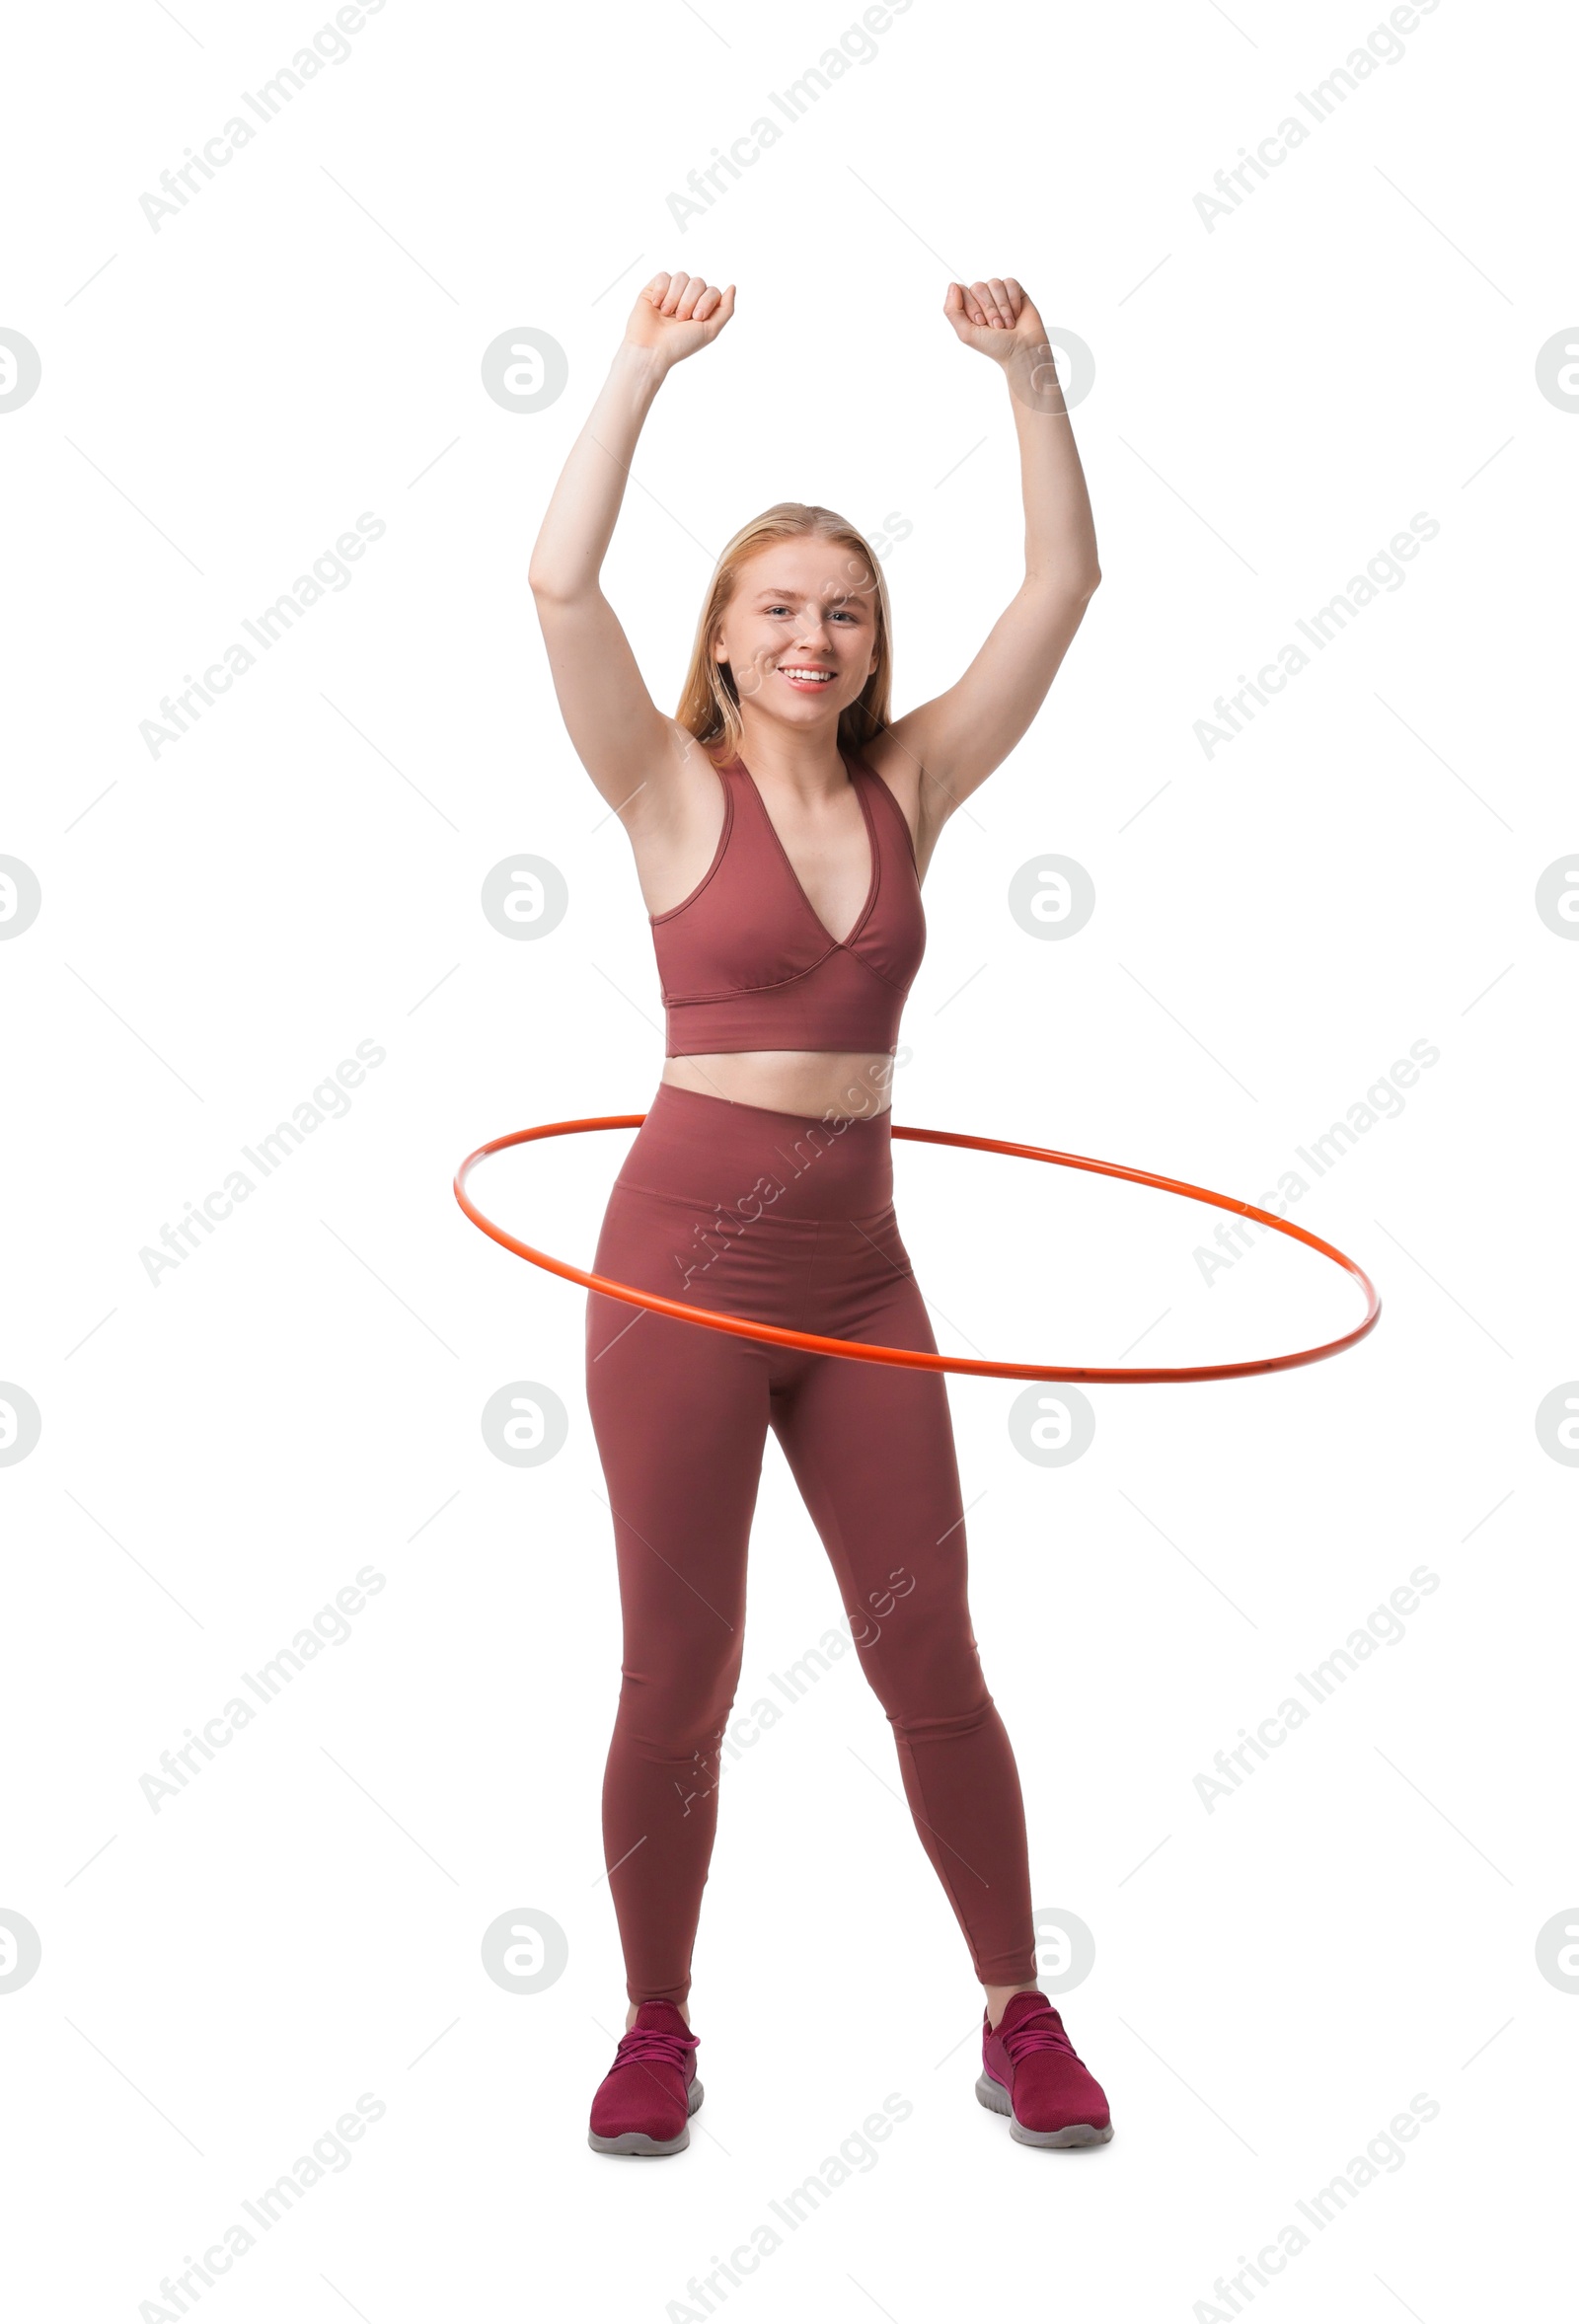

{"left": 584, "top": 1079, "right": 1036, "bottom": 2004}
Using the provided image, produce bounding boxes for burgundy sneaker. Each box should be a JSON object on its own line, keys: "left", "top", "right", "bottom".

{"left": 588, "top": 2002, "right": 704, "bottom": 2155}
{"left": 976, "top": 1991, "right": 1112, "bottom": 2147}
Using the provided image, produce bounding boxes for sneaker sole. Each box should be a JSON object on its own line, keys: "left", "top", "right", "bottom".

{"left": 975, "top": 2071, "right": 1113, "bottom": 2147}
{"left": 588, "top": 2075, "right": 705, "bottom": 2156}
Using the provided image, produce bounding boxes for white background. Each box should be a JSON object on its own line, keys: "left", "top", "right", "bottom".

{"left": 3, "top": 0, "right": 1574, "bottom": 2316}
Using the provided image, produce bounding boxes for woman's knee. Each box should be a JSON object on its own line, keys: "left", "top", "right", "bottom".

{"left": 615, "top": 1644, "right": 744, "bottom": 1760}
{"left": 854, "top": 1615, "right": 992, "bottom": 1726}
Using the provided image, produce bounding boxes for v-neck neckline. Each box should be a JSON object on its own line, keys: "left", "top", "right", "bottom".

{"left": 729, "top": 751, "right": 880, "bottom": 952}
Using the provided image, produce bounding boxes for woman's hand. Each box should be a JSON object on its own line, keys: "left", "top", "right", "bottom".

{"left": 624, "top": 270, "right": 736, "bottom": 371}
{"left": 942, "top": 275, "right": 1048, "bottom": 361}
{"left": 943, "top": 276, "right": 1067, "bottom": 411}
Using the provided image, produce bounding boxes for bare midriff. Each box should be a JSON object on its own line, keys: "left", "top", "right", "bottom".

{"left": 659, "top": 1049, "right": 897, "bottom": 1122}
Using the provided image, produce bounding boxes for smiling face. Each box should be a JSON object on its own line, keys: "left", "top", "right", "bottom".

{"left": 713, "top": 534, "right": 881, "bottom": 739}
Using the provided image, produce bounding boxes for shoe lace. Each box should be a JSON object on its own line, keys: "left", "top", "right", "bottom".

{"left": 612, "top": 2025, "right": 699, "bottom": 2075}
{"left": 1001, "top": 2009, "right": 1077, "bottom": 2068}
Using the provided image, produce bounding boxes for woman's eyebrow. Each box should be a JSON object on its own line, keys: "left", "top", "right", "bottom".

{"left": 750, "top": 585, "right": 866, "bottom": 607}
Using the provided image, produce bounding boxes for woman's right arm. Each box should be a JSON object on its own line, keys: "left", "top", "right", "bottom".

{"left": 528, "top": 271, "right": 735, "bottom": 818}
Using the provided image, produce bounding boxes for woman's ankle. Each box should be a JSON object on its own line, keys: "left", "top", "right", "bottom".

{"left": 626, "top": 1995, "right": 691, "bottom": 2029}
{"left": 983, "top": 1981, "right": 1041, "bottom": 2030}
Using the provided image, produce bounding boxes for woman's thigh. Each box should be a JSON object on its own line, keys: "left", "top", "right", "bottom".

{"left": 585, "top": 1171, "right": 778, "bottom": 1668}
{"left": 768, "top": 1264, "right": 987, "bottom": 1715}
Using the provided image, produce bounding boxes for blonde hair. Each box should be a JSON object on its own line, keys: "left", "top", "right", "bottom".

{"left": 674, "top": 501, "right": 894, "bottom": 762}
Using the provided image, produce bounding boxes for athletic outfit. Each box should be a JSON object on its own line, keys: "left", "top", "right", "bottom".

{"left": 584, "top": 748, "right": 1038, "bottom": 2009}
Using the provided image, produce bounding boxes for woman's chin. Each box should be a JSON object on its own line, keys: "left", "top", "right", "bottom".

{"left": 747, "top": 690, "right": 845, "bottom": 731}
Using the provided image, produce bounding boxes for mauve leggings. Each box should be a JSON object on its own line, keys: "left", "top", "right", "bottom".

{"left": 584, "top": 1080, "right": 1036, "bottom": 2004}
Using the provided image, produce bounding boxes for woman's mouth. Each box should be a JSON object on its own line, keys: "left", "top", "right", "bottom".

{"left": 777, "top": 665, "right": 836, "bottom": 691}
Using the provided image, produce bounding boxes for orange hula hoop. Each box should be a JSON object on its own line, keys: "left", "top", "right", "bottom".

{"left": 453, "top": 1113, "right": 1381, "bottom": 1387}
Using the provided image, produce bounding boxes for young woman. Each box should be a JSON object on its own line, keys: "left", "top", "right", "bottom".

{"left": 529, "top": 269, "right": 1108, "bottom": 2154}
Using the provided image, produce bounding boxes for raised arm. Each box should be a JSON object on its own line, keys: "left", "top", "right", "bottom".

{"left": 880, "top": 276, "right": 1100, "bottom": 854}
{"left": 528, "top": 271, "right": 735, "bottom": 817}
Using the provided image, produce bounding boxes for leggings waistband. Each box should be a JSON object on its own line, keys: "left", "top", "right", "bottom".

{"left": 612, "top": 1080, "right": 895, "bottom": 1224}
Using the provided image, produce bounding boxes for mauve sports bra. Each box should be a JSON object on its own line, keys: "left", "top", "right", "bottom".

{"left": 649, "top": 750, "right": 927, "bottom": 1058}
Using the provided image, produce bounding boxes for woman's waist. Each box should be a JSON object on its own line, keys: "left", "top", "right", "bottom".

{"left": 660, "top": 1048, "right": 897, "bottom": 1122}
{"left": 612, "top": 1075, "right": 896, "bottom": 1223}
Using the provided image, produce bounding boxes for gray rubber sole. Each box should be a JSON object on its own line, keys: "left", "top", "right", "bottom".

{"left": 975, "top": 2071, "right": 1113, "bottom": 2147}
{"left": 588, "top": 2074, "right": 705, "bottom": 2155}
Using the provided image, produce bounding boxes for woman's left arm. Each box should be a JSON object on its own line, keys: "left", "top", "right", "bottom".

{"left": 877, "top": 276, "right": 1100, "bottom": 859}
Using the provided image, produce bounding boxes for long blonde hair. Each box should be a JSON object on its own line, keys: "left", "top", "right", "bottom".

{"left": 674, "top": 502, "right": 894, "bottom": 762}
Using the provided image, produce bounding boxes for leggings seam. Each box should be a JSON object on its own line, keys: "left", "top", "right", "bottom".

{"left": 794, "top": 1224, "right": 821, "bottom": 1337}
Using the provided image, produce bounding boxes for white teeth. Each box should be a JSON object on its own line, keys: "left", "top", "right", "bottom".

{"left": 781, "top": 668, "right": 833, "bottom": 681}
